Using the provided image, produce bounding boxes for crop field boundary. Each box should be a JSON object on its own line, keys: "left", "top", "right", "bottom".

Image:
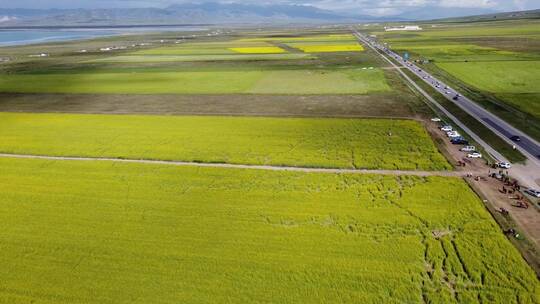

{"left": 0, "top": 153, "right": 462, "bottom": 177}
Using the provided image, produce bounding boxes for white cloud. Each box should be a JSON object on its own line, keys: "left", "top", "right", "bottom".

{"left": 364, "top": 8, "right": 401, "bottom": 16}
{"left": 438, "top": 0, "right": 496, "bottom": 8}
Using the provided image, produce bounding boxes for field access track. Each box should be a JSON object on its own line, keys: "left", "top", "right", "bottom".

{"left": 0, "top": 153, "right": 461, "bottom": 177}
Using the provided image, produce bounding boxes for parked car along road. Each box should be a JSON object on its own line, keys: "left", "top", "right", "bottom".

{"left": 498, "top": 162, "right": 512, "bottom": 169}
{"left": 441, "top": 126, "right": 452, "bottom": 132}
{"left": 452, "top": 138, "right": 469, "bottom": 145}
{"left": 467, "top": 152, "right": 482, "bottom": 158}
{"left": 448, "top": 132, "right": 461, "bottom": 138}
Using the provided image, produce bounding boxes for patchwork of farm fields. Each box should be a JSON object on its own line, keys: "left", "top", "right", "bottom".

{"left": 1, "top": 27, "right": 538, "bottom": 304}
{"left": 0, "top": 113, "right": 450, "bottom": 170}
{"left": 0, "top": 31, "right": 381, "bottom": 96}
{"left": 0, "top": 158, "right": 538, "bottom": 303}
{"left": 127, "top": 34, "right": 363, "bottom": 57}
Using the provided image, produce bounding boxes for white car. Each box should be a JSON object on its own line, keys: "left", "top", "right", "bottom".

{"left": 445, "top": 91, "right": 452, "bottom": 94}
{"left": 460, "top": 146, "right": 476, "bottom": 152}
{"left": 431, "top": 118, "right": 442, "bottom": 122}
{"left": 447, "top": 131, "right": 461, "bottom": 138}
{"left": 467, "top": 152, "right": 482, "bottom": 158}
{"left": 441, "top": 126, "right": 453, "bottom": 132}
{"left": 498, "top": 162, "right": 512, "bottom": 169}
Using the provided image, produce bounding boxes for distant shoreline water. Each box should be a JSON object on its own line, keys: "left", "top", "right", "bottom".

{"left": 0, "top": 25, "right": 207, "bottom": 46}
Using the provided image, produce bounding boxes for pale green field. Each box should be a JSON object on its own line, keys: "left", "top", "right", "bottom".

{"left": 416, "top": 21, "right": 540, "bottom": 38}
{"left": 0, "top": 113, "right": 450, "bottom": 170}
{"left": 0, "top": 71, "right": 259, "bottom": 94}
{"left": 386, "top": 41, "right": 529, "bottom": 62}
{"left": 90, "top": 53, "right": 312, "bottom": 63}
{"left": 436, "top": 61, "right": 540, "bottom": 93}
{"left": 248, "top": 69, "right": 388, "bottom": 94}
{"left": 134, "top": 41, "right": 273, "bottom": 55}
{"left": 134, "top": 46, "right": 235, "bottom": 55}
{"left": 437, "top": 61, "right": 540, "bottom": 117}
{"left": 0, "top": 68, "right": 390, "bottom": 95}
{"left": 497, "top": 93, "right": 540, "bottom": 119}
{"left": 0, "top": 158, "right": 538, "bottom": 303}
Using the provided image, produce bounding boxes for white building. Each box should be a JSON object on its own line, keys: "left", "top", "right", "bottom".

{"left": 385, "top": 25, "right": 423, "bottom": 32}
{"left": 29, "top": 53, "right": 49, "bottom": 58}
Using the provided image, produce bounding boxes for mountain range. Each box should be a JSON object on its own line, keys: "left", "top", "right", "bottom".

{"left": 0, "top": 3, "right": 509, "bottom": 27}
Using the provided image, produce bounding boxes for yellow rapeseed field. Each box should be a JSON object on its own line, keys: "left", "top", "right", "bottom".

{"left": 295, "top": 44, "right": 364, "bottom": 53}
{"left": 229, "top": 46, "right": 286, "bottom": 54}
{"left": 238, "top": 34, "right": 356, "bottom": 42}
{"left": 1, "top": 159, "right": 539, "bottom": 303}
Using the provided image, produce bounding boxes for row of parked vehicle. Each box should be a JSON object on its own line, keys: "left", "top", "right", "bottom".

{"left": 435, "top": 120, "right": 540, "bottom": 200}
{"left": 433, "top": 119, "right": 483, "bottom": 158}
{"left": 433, "top": 118, "right": 514, "bottom": 168}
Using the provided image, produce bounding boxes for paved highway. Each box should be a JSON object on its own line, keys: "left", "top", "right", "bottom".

{"left": 355, "top": 32, "right": 540, "bottom": 165}
{"left": 354, "top": 31, "right": 540, "bottom": 188}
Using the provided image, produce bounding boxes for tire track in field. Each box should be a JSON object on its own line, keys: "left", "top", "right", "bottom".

{"left": 0, "top": 153, "right": 464, "bottom": 177}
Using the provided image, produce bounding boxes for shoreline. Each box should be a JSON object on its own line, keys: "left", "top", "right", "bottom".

{"left": 0, "top": 26, "right": 207, "bottom": 47}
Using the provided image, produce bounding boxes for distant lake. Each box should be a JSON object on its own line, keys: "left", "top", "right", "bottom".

{"left": 0, "top": 29, "right": 119, "bottom": 46}
{"left": 0, "top": 26, "right": 206, "bottom": 46}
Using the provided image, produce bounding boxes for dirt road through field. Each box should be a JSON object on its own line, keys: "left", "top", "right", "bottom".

{"left": 0, "top": 153, "right": 462, "bottom": 177}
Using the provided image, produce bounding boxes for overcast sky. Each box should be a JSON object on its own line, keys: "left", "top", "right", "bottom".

{"left": 1, "top": 0, "right": 538, "bottom": 16}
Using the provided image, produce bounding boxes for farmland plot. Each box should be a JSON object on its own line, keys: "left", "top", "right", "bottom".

{"left": 0, "top": 67, "right": 390, "bottom": 95}
{"left": 436, "top": 61, "right": 540, "bottom": 117}
{"left": 287, "top": 42, "right": 364, "bottom": 53}
{"left": 247, "top": 68, "right": 388, "bottom": 94}
{"left": 238, "top": 34, "right": 358, "bottom": 43}
{"left": 133, "top": 41, "right": 275, "bottom": 55}
{"left": 0, "top": 158, "right": 538, "bottom": 303}
{"left": 90, "top": 54, "right": 312, "bottom": 63}
{"left": 0, "top": 113, "right": 450, "bottom": 170}
{"left": 229, "top": 46, "right": 285, "bottom": 54}
{"left": 294, "top": 44, "right": 364, "bottom": 53}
